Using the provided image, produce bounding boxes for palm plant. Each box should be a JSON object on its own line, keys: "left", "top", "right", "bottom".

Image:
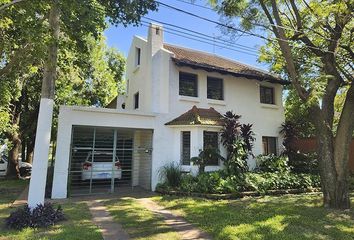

{"left": 191, "top": 147, "right": 225, "bottom": 174}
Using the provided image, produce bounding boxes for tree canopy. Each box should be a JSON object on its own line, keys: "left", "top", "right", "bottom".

{"left": 209, "top": 0, "right": 353, "bottom": 209}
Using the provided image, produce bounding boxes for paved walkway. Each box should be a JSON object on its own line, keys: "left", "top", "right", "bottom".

{"left": 137, "top": 198, "right": 212, "bottom": 240}
{"left": 13, "top": 186, "right": 212, "bottom": 240}
{"left": 87, "top": 200, "right": 130, "bottom": 240}
{"left": 12, "top": 186, "right": 29, "bottom": 207}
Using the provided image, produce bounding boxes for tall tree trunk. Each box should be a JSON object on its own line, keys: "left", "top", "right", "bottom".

{"left": 26, "top": 139, "right": 34, "bottom": 164}
{"left": 314, "top": 104, "right": 352, "bottom": 209}
{"left": 6, "top": 97, "right": 22, "bottom": 178}
{"left": 7, "top": 133, "right": 21, "bottom": 178}
{"left": 27, "top": 0, "right": 60, "bottom": 208}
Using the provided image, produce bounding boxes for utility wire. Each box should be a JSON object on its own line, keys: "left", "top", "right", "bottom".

{"left": 156, "top": 1, "right": 335, "bottom": 54}
{"left": 142, "top": 21, "right": 258, "bottom": 55}
{"left": 142, "top": 17, "right": 258, "bottom": 53}
{"left": 140, "top": 23, "right": 259, "bottom": 57}
{"left": 174, "top": 0, "right": 336, "bottom": 42}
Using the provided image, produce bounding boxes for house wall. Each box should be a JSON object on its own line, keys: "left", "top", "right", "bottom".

{"left": 52, "top": 23, "right": 286, "bottom": 198}
{"left": 120, "top": 23, "right": 285, "bottom": 190}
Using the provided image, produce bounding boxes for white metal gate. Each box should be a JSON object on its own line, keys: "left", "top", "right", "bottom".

{"left": 68, "top": 126, "right": 152, "bottom": 196}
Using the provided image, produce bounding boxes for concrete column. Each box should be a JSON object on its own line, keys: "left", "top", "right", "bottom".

{"left": 28, "top": 98, "right": 54, "bottom": 208}
{"left": 51, "top": 108, "right": 72, "bottom": 199}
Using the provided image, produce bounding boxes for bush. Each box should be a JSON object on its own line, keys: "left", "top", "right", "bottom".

{"left": 156, "top": 170, "right": 320, "bottom": 195}
{"left": 288, "top": 152, "right": 319, "bottom": 174}
{"left": 6, "top": 203, "right": 65, "bottom": 230}
{"left": 158, "top": 163, "right": 183, "bottom": 188}
{"left": 255, "top": 155, "right": 291, "bottom": 173}
{"left": 244, "top": 172, "right": 320, "bottom": 194}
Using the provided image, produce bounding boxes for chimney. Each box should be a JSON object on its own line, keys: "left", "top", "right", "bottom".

{"left": 148, "top": 23, "right": 163, "bottom": 56}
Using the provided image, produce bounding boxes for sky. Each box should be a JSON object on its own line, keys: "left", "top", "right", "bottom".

{"left": 104, "top": 0, "right": 268, "bottom": 69}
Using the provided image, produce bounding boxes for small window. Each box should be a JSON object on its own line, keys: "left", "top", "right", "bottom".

{"left": 135, "top": 47, "right": 141, "bottom": 66}
{"left": 207, "top": 77, "right": 223, "bottom": 100}
{"left": 134, "top": 92, "right": 139, "bottom": 109}
{"left": 260, "top": 86, "right": 275, "bottom": 104}
{"left": 156, "top": 27, "right": 160, "bottom": 35}
{"left": 179, "top": 72, "right": 198, "bottom": 97}
{"left": 262, "top": 137, "right": 277, "bottom": 155}
{"left": 203, "top": 131, "right": 219, "bottom": 165}
{"left": 181, "top": 131, "right": 191, "bottom": 165}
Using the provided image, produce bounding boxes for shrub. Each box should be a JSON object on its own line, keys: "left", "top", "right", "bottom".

{"left": 191, "top": 147, "right": 225, "bottom": 174}
{"left": 220, "top": 111, "right": 255, "bottom": 174}
{"left": 6, "top": 203, "right": 65, "bottom": 230}
{"left": 158, "top": 163, "right": 182, "bottom": 188}
{"left": 244, "top": 172, "right": 320, "bottom": 194}
{"left": 255, "top": 154, "right": 291, "bottom": 173}
{"left": 288, "top": 152, "right": 319, "bottom": 174}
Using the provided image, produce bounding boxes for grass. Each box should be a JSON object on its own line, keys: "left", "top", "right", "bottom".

{"left": 153, "top": 193, "right": 354, "bottom": 240}
{"left": 105, "top": 197, "right": 180, "bottom": 240}
{"left": 0, "top": 179, "right": 102, "bottom": 240}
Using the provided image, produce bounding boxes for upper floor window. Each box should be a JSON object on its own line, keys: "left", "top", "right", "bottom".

{"left": 203, "top": 131, "right": 219, "bottom": 165}
{"left": 179, "top": 72, "right": 198, "bottom": 97}
{"left": 260, "top": 86, "right": 275, "bottom": 104}
{"left": 262, "top": 136, "right": 277, "bottom": 155}
{"left": 207, "top": 77, "right": 224, "bottom": 100}
{"left": 134, "top": 92, "right": 139, "bottom": 109}
{"left": 181, "top": 131, "right": 191, "bottom": 165}
{"left": 135, "top": 47, "right": 141, "bottom": 66}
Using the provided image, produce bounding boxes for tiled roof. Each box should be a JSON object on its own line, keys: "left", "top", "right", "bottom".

{"left": 165, "top": 106, "right": 224, "bottom": 126}
{"left": 164, "top": 44, "right": 289, "bottom": 85}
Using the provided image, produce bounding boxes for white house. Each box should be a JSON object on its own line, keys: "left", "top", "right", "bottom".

{"left": 51, "top": 23, "right": 287, "bottom": 198}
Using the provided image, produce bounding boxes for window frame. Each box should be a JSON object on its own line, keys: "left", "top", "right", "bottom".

{"left": 203, "top": 131, "right": 219, "bottom": 166}
{"left": 262, "top": 136, "right": 277, "bottom": 155}
{"left": 134, "top": 92, "right": 139, "bottom": 109}
{"left": 207, "top": 76, "right": 224, "bottom": 100}
{"left": 179, "top": 72, "right": 198, "bottom": 97}
{"left": 260, "top": 86, "right": 275, "bottom": 105}
{"left": 181, "top": 131, "right": 191, "bottom": 165}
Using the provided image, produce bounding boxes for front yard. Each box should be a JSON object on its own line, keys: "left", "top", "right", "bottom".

{"left": 105, "top": 197, "right": 181, "bottom": 240}
{"left": 153, "top": 193, "right": 354, "bottom": 240}
{"left": 0, "top": 179, "right": 102, "bottom": 240}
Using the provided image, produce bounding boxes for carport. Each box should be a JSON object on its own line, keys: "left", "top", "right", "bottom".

{"left": 51, "top": 106, "right": 156, "bottom": 198}
{"left": 68, "top": 126, "right": 153, "bottom": 196}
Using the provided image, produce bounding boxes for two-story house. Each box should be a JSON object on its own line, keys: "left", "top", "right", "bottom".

{"left": 51, "top": 23, "right": 288, "bottom": 199}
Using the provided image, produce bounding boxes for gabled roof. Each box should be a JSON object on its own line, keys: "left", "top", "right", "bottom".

{"left": 165, "top": 106, "right": 223, "bottom": 126}
{"left": 163, "top": 44, "right": 289, "bottom": 85}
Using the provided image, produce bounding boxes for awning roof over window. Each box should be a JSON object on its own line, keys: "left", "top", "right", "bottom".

{"left": 165, "top": 106, "right": 224, "bottom": 126}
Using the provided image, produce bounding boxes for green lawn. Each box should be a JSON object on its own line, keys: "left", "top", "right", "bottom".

{"left": 105, "top": 197, "right": 180, "bottom": 240}
{"left": 0, "top": 179, "right": 102, "bottom": 240}
{"left": 153, "top": 193, "right": 354, "bottom": 240}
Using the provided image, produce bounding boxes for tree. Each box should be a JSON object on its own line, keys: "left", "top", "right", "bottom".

{"left": 210, "top": 0, "right": 353, "bottom": 209}
{"left": 1, "top": 0, "right": 157, "bottom": 207}
{"left": 220, "top": 111, "right": 255, "bottom": 174}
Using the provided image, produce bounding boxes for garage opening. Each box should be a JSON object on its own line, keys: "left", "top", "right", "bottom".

{"left": 68, "top": 126, "right": 153, "bottom": 196}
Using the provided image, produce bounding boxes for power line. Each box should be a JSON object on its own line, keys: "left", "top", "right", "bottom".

{"left": 140, "top": 23, "right": 259, "bottom": 57}
{"left": 156, "top": 1, "right": 336, "bottom": 54}
{"left": 174, "top": 0, "right": 336, "bottom": 43}
{"left": 142, "top": 21, "right": 258, "bottom": 55}
{"left": 142, "top": 17, "right": 258, "bottom": 53}
{"left": 175, "top": 0, "right": 213, "bottom": 10}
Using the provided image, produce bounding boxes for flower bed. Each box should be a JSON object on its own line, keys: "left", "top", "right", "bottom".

{"left": 156, "top": 171, "right": 321, "bottom": 197}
